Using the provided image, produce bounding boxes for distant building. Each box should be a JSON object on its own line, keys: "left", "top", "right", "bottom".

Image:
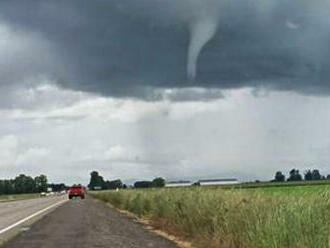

{"left": 198, "top": 178, "right": 239, "bottom": 186}
{"left": 165, "top": 180, "right": 192, "bottom": 187}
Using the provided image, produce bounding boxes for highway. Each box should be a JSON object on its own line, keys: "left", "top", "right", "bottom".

{"left": 0, "top": 195, "right": 68, "bottom": 243}
{"left": 0, "top": 195, "right": 68, "bottom": 234}
{"left": 0, "top": 196, "right": 179, "bottom": 248}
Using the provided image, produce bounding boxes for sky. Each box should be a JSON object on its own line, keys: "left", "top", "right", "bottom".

{"left": 1, "top": 0, "right": 330, "bottom": 184}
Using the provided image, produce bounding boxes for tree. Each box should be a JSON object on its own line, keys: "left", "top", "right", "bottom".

{"left": 0, "top": 180, "right": 14, "bottom": 195}
{"left": 104, "top": 179, "right": 123, "bottom": 190}
{"left": 3, "top": 180, "right": 15, "bottom": 194}
{"left": 287, "top": 169, "right": 302, "bottom": 181}
{"left": 304, "top": 169, "right": 322, "bottom": 181}
{"left": 34, "top": 175, "right": 48, "bottom": 193}
{"left": 0, "top": 181, "right": 3, "bottom": 195}
{"left": 134, "top": 178, "right": 165, "bottom": 188}
{"left": 152, "top": 177, "right": 165, "bottom": 187}
{"left": 0, "top": 174, "right": 67, "bottom": 195}
{"left": 312, "top": 169, "right": 321, "bottom": 180}
{"left": 88, "top": 171, "right": 104, "bottom": 190}
{"left": 14, "top": 174, "right": 36, "bottom": 194}
{"left": 274, "top": 171, "right": 285, "bottom": 182}
{"left": 304, "top": 170, "right": 313, "bottom": 181}
{"left": 48, "top": 183, "right": 66, "bottom": 192}
{"left": 134, "top": 181, "right": 152, "bottom": 188}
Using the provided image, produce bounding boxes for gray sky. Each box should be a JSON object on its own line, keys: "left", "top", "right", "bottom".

{"left": 1, "top": 0, "right": 330, "bottom": 184}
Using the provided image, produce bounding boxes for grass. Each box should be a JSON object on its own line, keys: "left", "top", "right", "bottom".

{"left": 91, "top": 185, "right": 330, "bottom": 248}
{"left": 235, "top": 180, "right": 330, "bottom": 189}
{"left": 0, "top": 193, "right": 40, "bottom": 202}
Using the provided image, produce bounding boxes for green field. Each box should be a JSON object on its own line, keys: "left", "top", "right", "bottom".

{"left": 0, "top": 193, "right": 40, "bottom": 202}
{"left": 92, "top": 184, "right": 330, "bottom": 248}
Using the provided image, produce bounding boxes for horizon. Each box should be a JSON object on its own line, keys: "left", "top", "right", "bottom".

{"left": 1, "top": 166, "right": 329, "bottom": 186}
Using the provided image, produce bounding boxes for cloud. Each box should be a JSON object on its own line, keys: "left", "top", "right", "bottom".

{"left": 1, "top": 88, "right": 330, "bottom": 183}
{"left": 104, "top": 145, "right": 129, "bottom": 160}
{"left": 0, "top": 135, "right": 19, "bottom": 166}
{"left": 0, "top": 20, "right": 65, "bottom": 106}
{"left": 0, "top": 78, "right": 89, "bottom": 110}
{"left": 0, "top": 0, "right": 330, "bottom": 101}
{"left": 159, "top": 88, "right": 224, "bottom": 102}
{"left": 16, "top": 147, "right": 50, "bottom": 166}
{"left": 0, "top": 87, "right": 228, "bottom": 124}
{"left": 0, "top": 135, "right": 50, "bottom": 168}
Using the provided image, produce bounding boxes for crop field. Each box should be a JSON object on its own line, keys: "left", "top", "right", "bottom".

{"left": 92, "top": 184, "right": 330, "bottom": 248}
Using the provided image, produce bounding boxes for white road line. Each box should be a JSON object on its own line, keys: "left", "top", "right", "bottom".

{"left": 0, "top": 199, "right": 68, "bottom": 235}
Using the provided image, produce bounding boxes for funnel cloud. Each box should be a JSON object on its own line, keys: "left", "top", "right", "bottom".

{"left": 188, "top": 16, "right": 219, "bottom": 81}
{"left": 1, "top": 0, "right": 330, "bottom": 98}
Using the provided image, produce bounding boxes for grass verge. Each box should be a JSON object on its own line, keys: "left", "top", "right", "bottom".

{"left": 91, "top": 185, "right": 330, "bottom": 248}
{"left": 0, "top": 193, "right": 40, "bottom": 202}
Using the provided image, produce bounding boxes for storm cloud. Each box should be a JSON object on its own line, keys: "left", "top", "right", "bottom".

{"left": 1, "top": 0, "right": 330, "bottom": 99}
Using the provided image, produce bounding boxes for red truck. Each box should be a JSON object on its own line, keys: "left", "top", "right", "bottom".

{"left": 68, "top": 184, "right": 85, "bottom": 199}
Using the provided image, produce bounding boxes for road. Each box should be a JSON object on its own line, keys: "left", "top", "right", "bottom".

{"left": 1, "top": 196, "right": 180, "bottom": 248}
{"left": 0, "top": 195, "right": 67, "bottom": 236}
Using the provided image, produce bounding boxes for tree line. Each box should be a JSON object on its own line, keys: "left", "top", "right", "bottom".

{"left": 133, "top": 177, "right": 165, "bottom": 188}
{"left": 0, "top": 174, "right": 69, "bottom": 195}
{"left": 273, "top": 169, "right": 330, "bottom": 182}
{"left": 88, "top": 171, "right": 125, "bottom": 190}
{"left": 0, "top": 174, "right": 48, "bottom": 195}
{"left": 88, "top": 171, "right": 165, "bottom": 190}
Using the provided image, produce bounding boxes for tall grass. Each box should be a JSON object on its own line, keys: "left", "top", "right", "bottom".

{"left": 92, "top": 186, "right": 330, "bottom": 248}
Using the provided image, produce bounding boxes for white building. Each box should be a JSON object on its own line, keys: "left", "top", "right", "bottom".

{"left": 198, "top": 178, "right": 239, "bottom": 186}
{"left": 165, "top": 180, "right": 192, "bottom": 188}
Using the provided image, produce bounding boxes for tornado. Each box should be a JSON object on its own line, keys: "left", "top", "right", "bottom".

{"left": 187, "top": 17, "right": 219, "bottom": 81}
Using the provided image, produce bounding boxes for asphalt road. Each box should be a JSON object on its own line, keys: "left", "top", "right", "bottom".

{"left": 2, "top": 197, "right": 180, "bottom": 248}
{"left": 0, "top": 195, "right": 67, "bottom": 234}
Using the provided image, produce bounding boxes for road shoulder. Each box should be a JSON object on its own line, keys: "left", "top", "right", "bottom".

{"left": 93, "top": 198, "right": 194, "bottom": 248}
{"left": 2, "top": 197, "right": 181, "bottom": 248}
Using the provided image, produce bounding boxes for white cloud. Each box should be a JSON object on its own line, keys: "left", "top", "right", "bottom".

{"left": 286, "top": 20, "right": 299, "bottom": 29}
{"left": 0, "top": 85, "right": 228, "bottom": 123}
{"left": 16, "top": 147, "right": 50, "bottom": 166}
{"left": 159, "top": 87, "right": 224, "bottom": 102}
{"left": 0, "top": 135, "right": 50, "bottom": 169}
{"left": 104, "top": 145, "right": 128, "bottom": 160}
{"left": 1, "top": 87, "right": 330, "bottom": 184}
{"left": 0, "top": 135, "right": 19, "bottom": 166}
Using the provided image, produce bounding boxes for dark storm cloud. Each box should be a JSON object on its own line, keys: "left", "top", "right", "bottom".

{"left": 1, "top": 0, "right": 330, "bottom": 98}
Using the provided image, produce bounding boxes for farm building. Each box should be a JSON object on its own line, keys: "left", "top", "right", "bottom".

{"left": 165, "top": 180, "right": 192, "bottom": 187}
{"left": 198, "top": 178, "right": 239, "bottom": 186}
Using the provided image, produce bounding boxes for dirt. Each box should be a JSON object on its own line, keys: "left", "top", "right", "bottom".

{"left": 2, "top": 196, "right": 180, "bottom": 248}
